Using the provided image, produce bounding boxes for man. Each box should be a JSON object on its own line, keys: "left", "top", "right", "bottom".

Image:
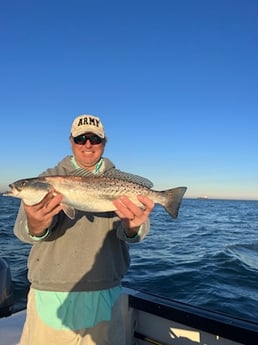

{"left": 14, "top": 114, "right": 154, "bottom": 345}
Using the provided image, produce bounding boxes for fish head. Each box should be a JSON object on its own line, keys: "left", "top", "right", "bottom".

{"left": 3, "top": 177, "right": 51, "bottom": 205}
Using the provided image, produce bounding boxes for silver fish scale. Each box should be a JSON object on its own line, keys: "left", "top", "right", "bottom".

{"left": 79, "top": 177, "right": 150, "bottom": 198}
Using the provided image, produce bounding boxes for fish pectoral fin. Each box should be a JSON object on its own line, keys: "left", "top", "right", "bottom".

{"left": 61, "top": 203, "right": 75, "bottom": 219}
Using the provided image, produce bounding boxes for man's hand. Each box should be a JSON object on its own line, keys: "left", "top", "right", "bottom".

{"left": 23, "top": 190, "right": 63, "bottom": 236}
{"left": 113, "top": 195, "right": 154, "bottom": 237}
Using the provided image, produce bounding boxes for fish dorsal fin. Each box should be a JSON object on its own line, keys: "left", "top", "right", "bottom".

{"left": 69, "top": 168, "right": 95, "bottom": 177}
{"left": 69, "top": 168, "right": 153, "bottom": 189}
{"left": 103, "top": 169, "right": 153, "bottom": 188}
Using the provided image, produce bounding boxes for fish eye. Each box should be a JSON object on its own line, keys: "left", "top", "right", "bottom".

{"left": 19, "top": 180, "right": 28, "bottom": 188}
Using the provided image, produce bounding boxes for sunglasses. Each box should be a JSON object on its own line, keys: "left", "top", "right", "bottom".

{"left": 73, "top": 134, "right": 103, "bottom": 145}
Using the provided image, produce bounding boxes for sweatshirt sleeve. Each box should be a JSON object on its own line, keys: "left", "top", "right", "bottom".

{"left": 116, "top": 218, "right": 150, "bottom": 243}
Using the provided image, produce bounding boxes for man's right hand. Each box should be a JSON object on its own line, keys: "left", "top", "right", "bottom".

{"left": 23, "top": 190, "right": 63, "bottom": 236}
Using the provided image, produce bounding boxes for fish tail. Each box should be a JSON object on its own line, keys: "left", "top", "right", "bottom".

{"left": 161, "top": 187, "right": 187, "bottom": 218}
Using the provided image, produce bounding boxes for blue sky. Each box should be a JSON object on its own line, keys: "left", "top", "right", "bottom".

{"left": 0, "top": 0, "right": 257, "bottom": 200}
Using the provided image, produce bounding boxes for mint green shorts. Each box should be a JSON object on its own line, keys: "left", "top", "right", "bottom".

{"left": 19, "top": 288, "right": 126, "bottom": 345}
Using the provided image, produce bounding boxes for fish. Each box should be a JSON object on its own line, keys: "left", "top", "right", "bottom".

{"left": 2, "top": 169, "right": 187, "bottom": 219}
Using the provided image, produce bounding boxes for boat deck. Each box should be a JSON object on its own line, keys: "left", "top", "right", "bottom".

{"left": 0, "top": 310, "right": 25, "bottom": 345}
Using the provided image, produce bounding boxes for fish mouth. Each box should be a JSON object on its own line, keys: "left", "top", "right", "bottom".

{"left": 8, "top": 183, "right": 23, "bottom": 192}
{"left": 6, "top": 183, "right": 20, "bottom": 193}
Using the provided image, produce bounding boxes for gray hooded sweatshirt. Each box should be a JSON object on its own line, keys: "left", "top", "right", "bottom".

{"left": 14, "top": 156, "right": 150, "bottom": 292}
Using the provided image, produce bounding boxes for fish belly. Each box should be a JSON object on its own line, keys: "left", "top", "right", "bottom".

{"left": 61, "top": 188, "right": 147, "bottom": 213}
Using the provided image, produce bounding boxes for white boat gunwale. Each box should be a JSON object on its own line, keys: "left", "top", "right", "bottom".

{"left": 125, "top": 287, "right": 258, "bottom": 345}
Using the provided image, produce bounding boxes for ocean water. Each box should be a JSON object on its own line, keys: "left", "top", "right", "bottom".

{"left": 0, "top": 196, "right": 258, "bottom": 323}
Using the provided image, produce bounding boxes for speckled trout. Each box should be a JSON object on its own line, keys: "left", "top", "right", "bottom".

{"left": 3, "top": 169, "right": 187, "bottom": 219}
